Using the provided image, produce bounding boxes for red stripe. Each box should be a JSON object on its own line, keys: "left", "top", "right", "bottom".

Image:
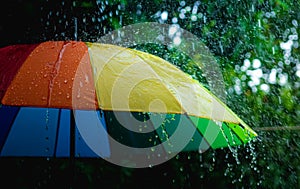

{"left": 0, "top": 44, "right": 39, "bottom": 101}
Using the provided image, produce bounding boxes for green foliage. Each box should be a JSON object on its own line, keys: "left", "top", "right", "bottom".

{"left": 1, "top": 0, "right": 300, "bottom": 188}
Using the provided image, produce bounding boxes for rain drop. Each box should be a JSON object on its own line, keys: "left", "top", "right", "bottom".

{"left": 161, "top": 11, "right": 168, "bottom": 21}
{"left": 85, "top": 75, "right": 89, "bottom": 83}
{"left": 252, "top": 59, "right": 261, "bottom": 68}
{"left": 292, "top": 19, "right": 298, "bottom": 27}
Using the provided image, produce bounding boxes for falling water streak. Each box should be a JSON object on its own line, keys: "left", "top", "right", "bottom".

{"left": 228, "top": 126, "right": 237, "bottom": 146}
{"left": 247, "top": 138, "right": 261, "bottom": 185}
{"left": 74, "top": 17, "right": 78, "bottom": 41}
{"left": 219, "top": 41, "right": 223, "bottom": 54}
{"left": 238, "top": 169, "right": 245, "bottom": 183}
{"left": 219, "top": 124, "right": 232, "bottom": 149}
{"left": 224, "top": 154, "right": 234, "bottom": 178}
{"left": 162, "top": 126, "right": 170, "bottom": 141}
{"left": 45, "top": 108, "right": 51, "bottom": 155}
{"left": 45, "top": 108, "right": 49, "bottom": 131}
{"left": 258, "top": 19, "right": 261, "bottom": 28}
{"left": 218, "top": 123, "right": 241, "bottom": 165}
{"left": 119, "top": 15, "right": 123, "bottom": 26}
{"left": 159, "top": 118, "right": 170, "bottom": 148}
{"left": 209, "top": 151, "right": 216, "bottom": 172}
{"left": 48, "top": 43, "right": 69, "bottom": 106}
{"left": 95, "top": 0, "right": 108, "bottom": 36}
{"left": 199, "top": 153, "right": 204, "bottom": 179}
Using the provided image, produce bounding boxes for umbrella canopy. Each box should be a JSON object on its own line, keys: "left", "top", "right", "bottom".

{"left": 0, "top": 41, "right": 257, "bottom": 159}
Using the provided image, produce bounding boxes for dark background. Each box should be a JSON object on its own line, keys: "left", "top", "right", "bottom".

{"left": 0, "top": 0, "right": 44, "bottom": 47}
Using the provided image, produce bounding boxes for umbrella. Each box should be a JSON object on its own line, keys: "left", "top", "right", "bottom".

{"left": 0, "top": 41, "right": 257, "bottom": 162}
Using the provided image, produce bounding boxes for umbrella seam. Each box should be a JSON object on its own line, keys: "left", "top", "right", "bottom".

{"left": 184, "top": 113, "right": 211, "bottom": 150}
{"left": 132, "top": 49, "right": 189, "bottom": 116}
{"left": 53, "top": 108, "right": 62, "bottom": 157}
{"left": 223, "top": 123, "right": 244, "bottom": 145}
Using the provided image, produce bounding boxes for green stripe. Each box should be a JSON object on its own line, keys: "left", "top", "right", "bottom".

{"left": 189, "top": 116, "right": 254, "bottom": 149}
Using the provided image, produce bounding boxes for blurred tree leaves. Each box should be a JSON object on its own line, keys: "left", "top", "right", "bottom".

{"left": 0, "top": 0, "right": 300, "bottom": 188}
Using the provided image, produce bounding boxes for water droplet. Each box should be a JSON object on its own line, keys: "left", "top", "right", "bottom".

{"left": 85, "top": 74, "right": 89, "bottom": 83}
{"left": 64, "top": 79, "right": 68, "bottom": 84}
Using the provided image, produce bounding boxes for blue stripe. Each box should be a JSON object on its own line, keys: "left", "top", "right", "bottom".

{"left": 74, "top": 110, "right": 111, "bottom": 158}
{"left": 0, "top": 107, "right": 59, "bottom": 157}
{"left": 55, "top": 109, "right": 71, "bottom": 157}
{"left": 0, "top": 105, "right": 20, "bottom": 153}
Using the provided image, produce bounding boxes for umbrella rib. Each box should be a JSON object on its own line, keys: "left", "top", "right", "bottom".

{"left": 53, "top": 108, "right": 62, "bottom": 157}
{"left": 183, "top": 113, "right": 211, "bottom": 151}
{"left": 223, "top": 123, "right": 244, "bottom": 146}
{"left": 88, "top": 43, "right": 129, "bottom": 107}
{"left": 133, "top": 51, "right": 189, "bottom": 115}
{"left": 70, "top": 110, "right": 76, "bottom": 158}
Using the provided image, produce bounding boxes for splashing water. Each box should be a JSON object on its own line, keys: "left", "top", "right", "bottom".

{"left": 217, "top": 121, "right": 241, "bottom": 165}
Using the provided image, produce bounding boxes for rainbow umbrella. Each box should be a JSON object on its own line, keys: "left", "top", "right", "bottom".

{"left": 0, "top": 41, "right": 257, "bottom": 160}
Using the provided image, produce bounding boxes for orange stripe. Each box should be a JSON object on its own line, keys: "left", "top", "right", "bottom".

{"left": 2, "top": 41, "right": 98, "bottom": 109}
